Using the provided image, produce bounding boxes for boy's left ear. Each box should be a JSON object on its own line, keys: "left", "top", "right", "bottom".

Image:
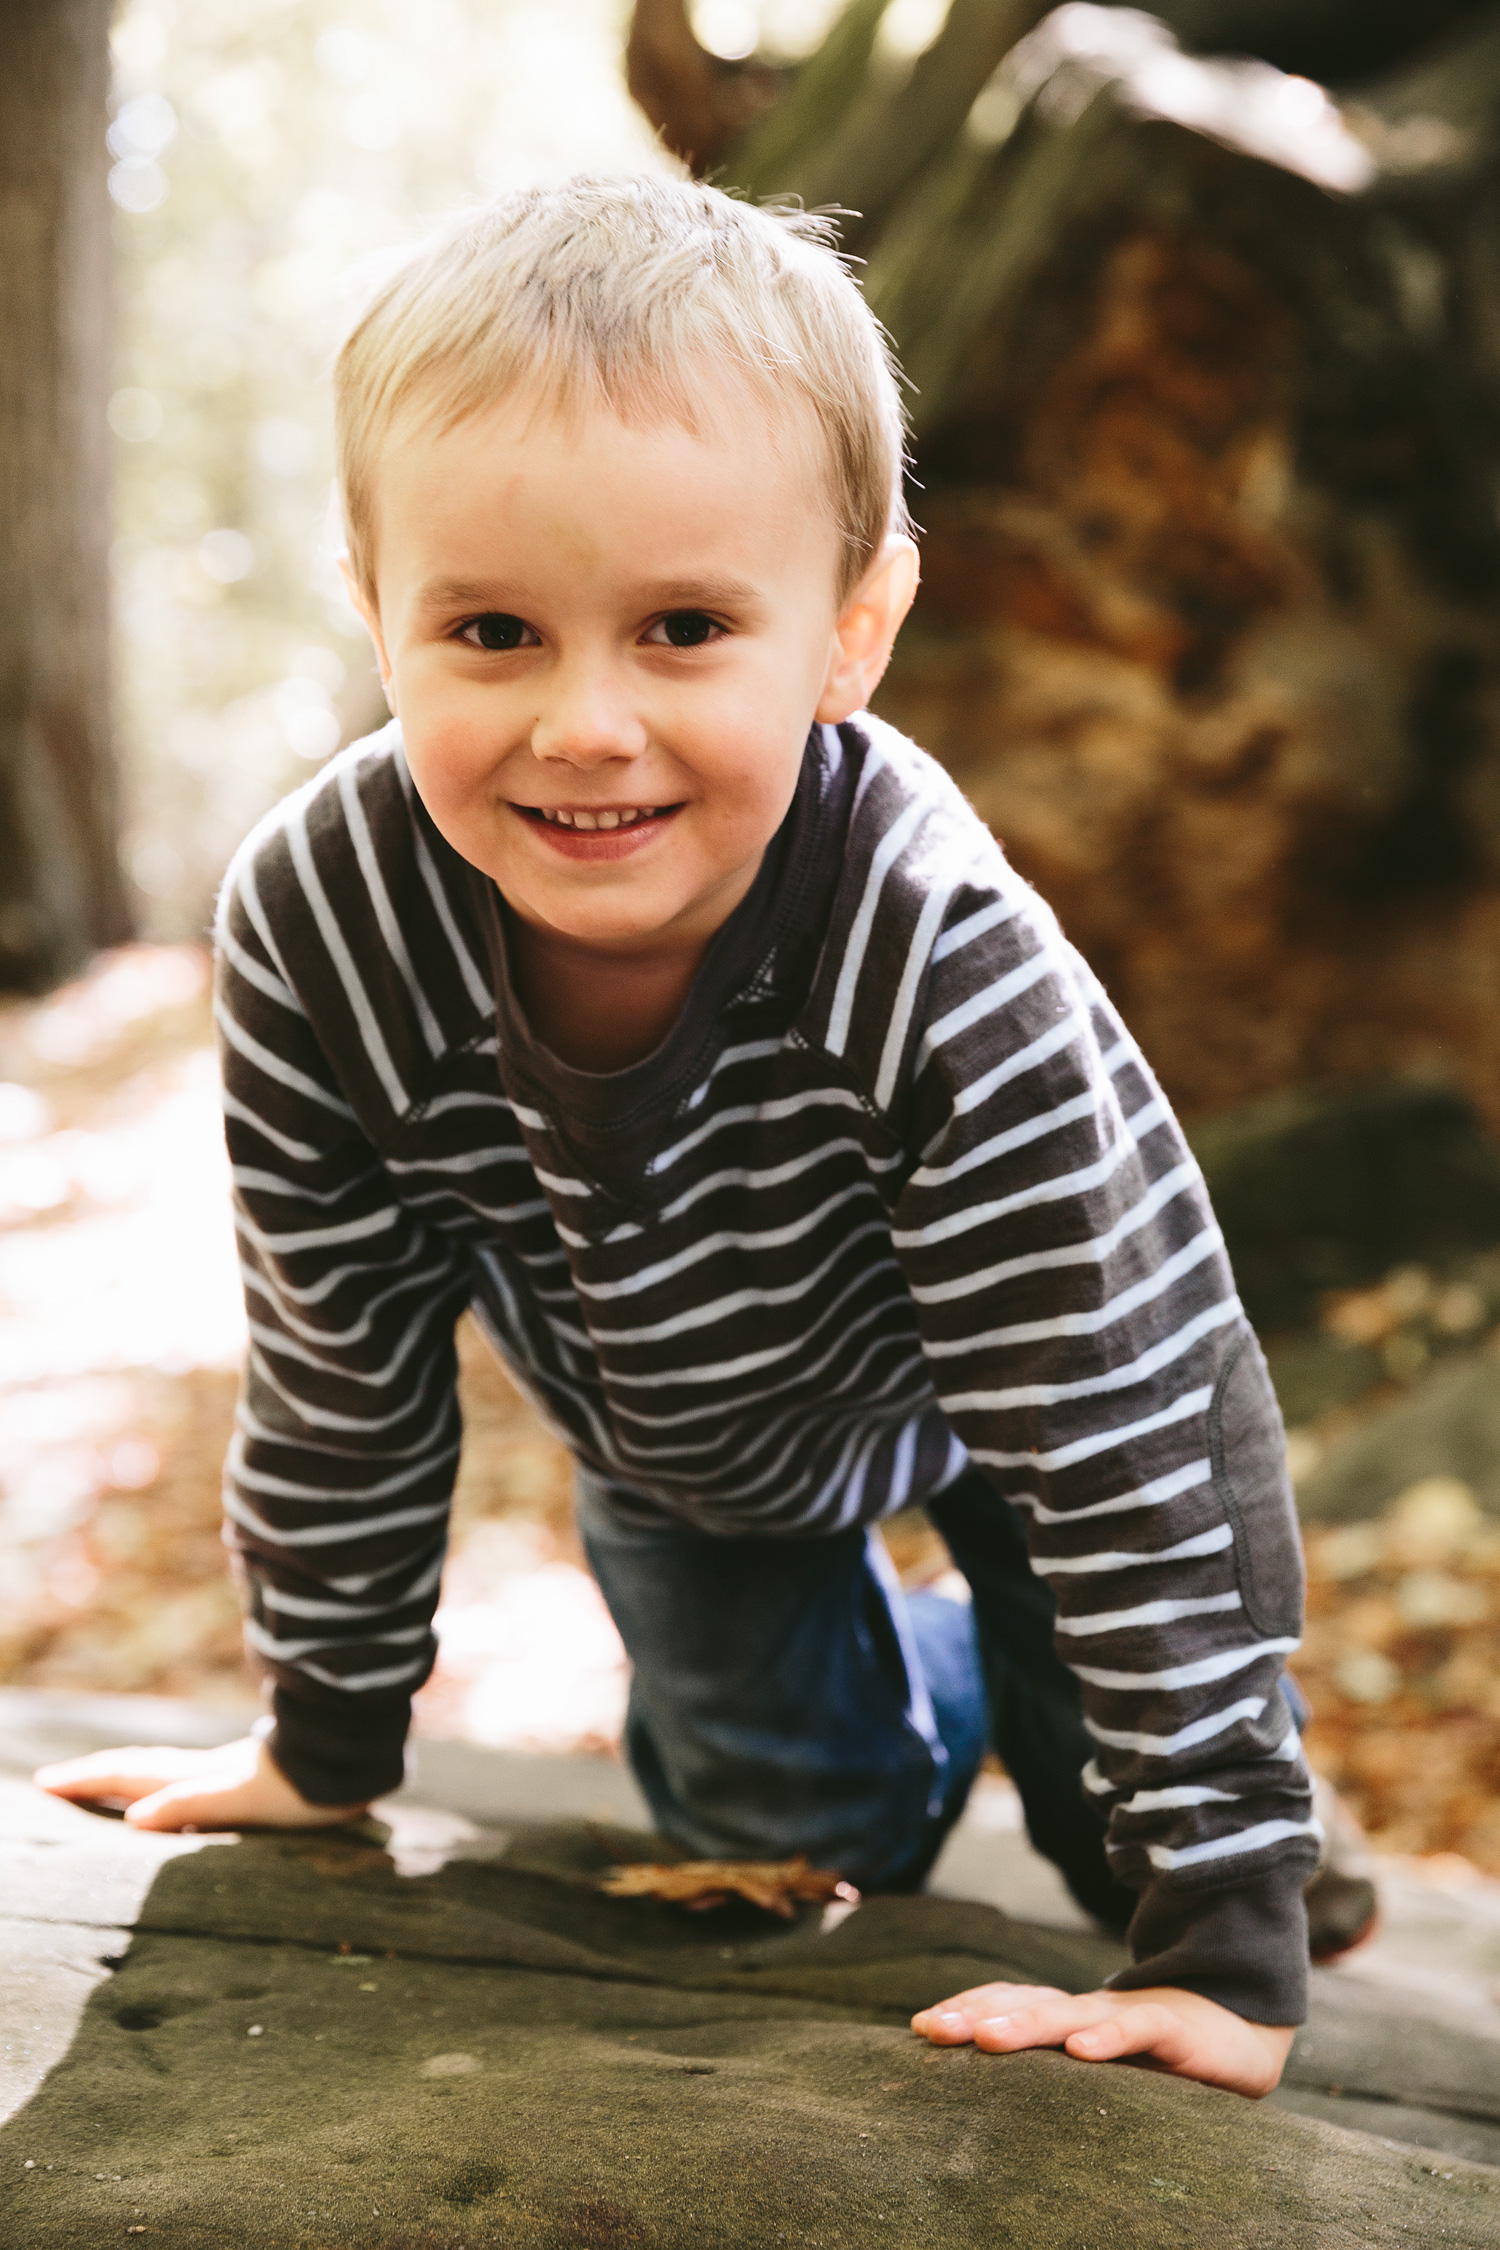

{"left": 815, "top": 536, "right": 920, "bottom": 725}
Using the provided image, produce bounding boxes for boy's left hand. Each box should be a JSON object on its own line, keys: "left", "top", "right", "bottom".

{"left": 910, "top": 1981, "right": 1294, "bottom": 2098}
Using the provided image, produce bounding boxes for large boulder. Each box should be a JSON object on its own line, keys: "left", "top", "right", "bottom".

{"left": 4, "top": 1780, "right": 1500, "bottom": 2248}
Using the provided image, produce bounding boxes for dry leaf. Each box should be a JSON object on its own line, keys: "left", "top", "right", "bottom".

{"left": 600, "top": 1855, "right": 859, "bottom": 1920}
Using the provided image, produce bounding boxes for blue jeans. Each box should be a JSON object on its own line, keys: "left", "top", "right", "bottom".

{"left": 577, "top": 1465, "right": 1137, "bottom": 1927}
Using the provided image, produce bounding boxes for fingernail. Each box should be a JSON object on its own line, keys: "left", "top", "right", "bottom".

{"left": 935, "top": 2011, "right": 966, "bottom": 2030}
{"left": 977, "top": 2015, "right": 1013, "bottom": 2031}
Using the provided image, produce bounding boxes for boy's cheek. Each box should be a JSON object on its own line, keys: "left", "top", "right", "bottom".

{"left": 401, "top": 706, "right": 520, "bottom": 815}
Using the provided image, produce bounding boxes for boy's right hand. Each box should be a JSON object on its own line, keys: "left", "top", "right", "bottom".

{"left": 33, "top": 1734, "right": 370, "bottom": 1833}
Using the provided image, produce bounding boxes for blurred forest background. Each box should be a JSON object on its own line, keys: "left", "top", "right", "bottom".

{"left": 6, "top": 0, "right": 1500, "bottom": 1873}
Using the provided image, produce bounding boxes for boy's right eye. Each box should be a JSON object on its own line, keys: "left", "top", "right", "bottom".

{"left": 458, "top": 613, "right": 537, "bottom": 651}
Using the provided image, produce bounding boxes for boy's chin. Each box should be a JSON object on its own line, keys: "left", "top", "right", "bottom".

{"left": 503, "top": 850, "right": 768, "bottom": 956}
{"left": 507, "top": 884, "right": 707, "bottom": 954}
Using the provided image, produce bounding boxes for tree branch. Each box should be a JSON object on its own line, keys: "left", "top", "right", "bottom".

{"left": 625, "top": 0, "right": 785, "bottom": 175}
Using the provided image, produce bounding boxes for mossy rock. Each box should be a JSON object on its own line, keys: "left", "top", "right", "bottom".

{"left": 4, "top": 1816, "right": 1499, "bottom": 2248}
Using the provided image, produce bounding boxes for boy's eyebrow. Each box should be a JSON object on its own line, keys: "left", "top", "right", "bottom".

{"left": 636, "top": 575, "right": 764, "bottom": 611}
{"left": 411, "top": 577, "right": 519, "bottom": 615}
{"left": 411, "top": 572, "right": 766, "bottom": 616}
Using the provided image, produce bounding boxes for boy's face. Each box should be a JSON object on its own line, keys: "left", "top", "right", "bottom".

{"left": 350, "top": 382, "right": 916, "bottom": 958}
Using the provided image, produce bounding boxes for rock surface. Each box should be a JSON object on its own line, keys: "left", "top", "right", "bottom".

{"left": 1186, "top": 1083, "right": 1500, "bottom": 1333}
{"left": 4, "top": 1740, "right": 1500, "bottom": 2248}
{"left": 1297, "top": 1354, "right": 1500, "bottom": 1522}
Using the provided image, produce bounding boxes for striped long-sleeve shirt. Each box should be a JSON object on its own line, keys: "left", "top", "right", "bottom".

{"left": 216, "top": 712, "right": 1316, "bottom": 2022}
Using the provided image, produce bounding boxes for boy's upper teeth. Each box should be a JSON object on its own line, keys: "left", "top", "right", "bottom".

{"left": 544, "top": 806, "right": 655, "bottom": 829}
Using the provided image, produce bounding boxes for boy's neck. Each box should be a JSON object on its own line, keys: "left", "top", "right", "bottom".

{"left": 508, "top": 915, "right": 711, "bottom": 1074}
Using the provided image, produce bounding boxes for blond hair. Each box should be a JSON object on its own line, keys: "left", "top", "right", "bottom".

{"left": 335, "top": 176, "right": 910, "bottom": 606}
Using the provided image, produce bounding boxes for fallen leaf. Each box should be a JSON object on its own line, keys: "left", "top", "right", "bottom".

{"left": 600, "top": 1856, "right": 859, "bottom": 1920}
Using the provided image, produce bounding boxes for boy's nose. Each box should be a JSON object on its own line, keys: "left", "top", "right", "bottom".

{"left": 530, "top": 666, "right": 649, "bottom": 767}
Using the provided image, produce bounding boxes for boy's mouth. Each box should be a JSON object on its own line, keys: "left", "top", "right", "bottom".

{"left": 512, "top": 801, "right": 683, "bottom": 860}
{"left": 523, "top": 803, "right": 671, "bottom": 831}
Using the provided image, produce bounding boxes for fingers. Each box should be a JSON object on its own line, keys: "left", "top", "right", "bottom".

{"left": 1057, "top": 2004, "right": 1287, "bottom": 2098}
{"left": 964, "top": 1991, "right": 1133, "bottom": 2056}
{"left": 34, "top": 1746, "right": 210, "bottom": 1805}
{"left": 911, "top": 1983, "right": 1068, "bottom": 2042}
{"left": 1061, "top": 2002, "right": 1197, "bottom": 2072}
{"left": 1055, "top": 2003, "right": 1292, "bottom": 2098}
{"left": 913, "top": 1978, "right": 1296, "bottom": 2097}
{"left": 129, "top": 1762, "right": 371, "bottom": 1834}
{"left": 967, "top": 1990, "right": 1291, "bottom": 2098}
{"left": 36, "top": 1738, "right": 369, "bottom": 1837}
{"left": 967, "top": 1994, "right": 1207, "bottom": 2077}
{"left": 123, "top": 1779, "right": 243, "bottom": 1832}
{"left": 965, "top": 1995, "right": 1198, "bottom": 2068}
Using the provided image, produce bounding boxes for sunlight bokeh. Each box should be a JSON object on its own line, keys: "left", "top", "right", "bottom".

{"left": 108, "top": 0, "right": 673, "bottom": 943}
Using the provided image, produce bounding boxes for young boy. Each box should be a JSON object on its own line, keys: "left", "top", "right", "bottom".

{"left": 41, "top": 177, "right": 1315, "bottom": 2098}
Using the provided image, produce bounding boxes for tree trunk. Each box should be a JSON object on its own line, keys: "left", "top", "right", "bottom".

{"left": 0, "top": 0, "right": 128, "bottom": 993}
{"left": 626, "top": 1, "right": 1500, "bottom": 1133}
{"left": 730, "top": 0, "right": 1052, "bottom": 249}
{"left": 864, "top": 11, "right": 1500, "bottom": 1130}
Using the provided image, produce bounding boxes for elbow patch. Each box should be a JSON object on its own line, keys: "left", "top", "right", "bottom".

{"left": 1209, "top": 1328, "right": 1304, "bottom": 1641}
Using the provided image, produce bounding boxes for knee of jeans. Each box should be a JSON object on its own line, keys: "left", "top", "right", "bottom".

{"left": 904, "top": 1590, "right": 988, "bottom": 1784}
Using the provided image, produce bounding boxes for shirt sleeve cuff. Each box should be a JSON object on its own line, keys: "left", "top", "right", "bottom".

{"left": 1105, "top": 1851, "right": 1318, "bottom": 2025}
{"left": 261, "top": 1680, "right": 413, "bottom": 1807}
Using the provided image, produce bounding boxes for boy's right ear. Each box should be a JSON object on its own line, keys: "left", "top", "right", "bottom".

{"left": 337, "top": 554, "right": 398, "bottom": 718}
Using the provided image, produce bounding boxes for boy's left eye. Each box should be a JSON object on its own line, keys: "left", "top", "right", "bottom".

{"left": 458, "top": 613, "right": 538, "bottom": 650}
{"left": 644, "top": 611, "right": 723, "bottom": 649}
